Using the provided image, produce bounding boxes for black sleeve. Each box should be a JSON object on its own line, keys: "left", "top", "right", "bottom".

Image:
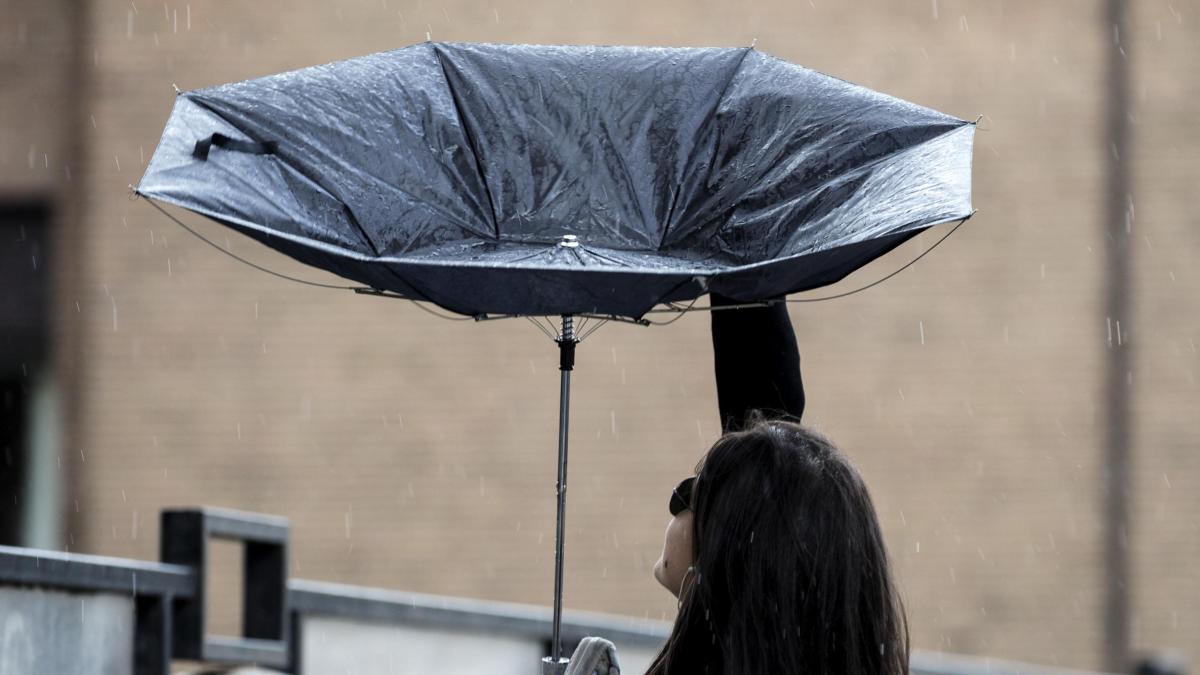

{"left": 710, "top": 293, "right": 805, "bottom": 433}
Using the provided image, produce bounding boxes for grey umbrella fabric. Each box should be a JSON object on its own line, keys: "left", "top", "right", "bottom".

{"left": 137, "top": 41, "right": 974, "bottom": 320}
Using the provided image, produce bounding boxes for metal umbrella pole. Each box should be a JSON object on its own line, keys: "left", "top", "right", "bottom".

{"left": 542, "top": 314, "right": 577, "bottom": 675}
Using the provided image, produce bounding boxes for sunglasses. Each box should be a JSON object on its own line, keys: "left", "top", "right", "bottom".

{"left": 669, "top": 476, "right": 696, "bottom": 517}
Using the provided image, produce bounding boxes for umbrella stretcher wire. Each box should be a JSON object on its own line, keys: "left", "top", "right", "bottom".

{"left": 137, "top": 192, "right": 974, "bottom": 338}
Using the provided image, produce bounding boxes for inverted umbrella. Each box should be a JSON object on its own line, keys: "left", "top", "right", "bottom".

{"left": 136, "top": 41, "right": 974, "bottom": 673}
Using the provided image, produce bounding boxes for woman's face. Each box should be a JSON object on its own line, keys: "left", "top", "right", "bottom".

{"left": 653, "top": 508, "right": 694, "bottom": 597}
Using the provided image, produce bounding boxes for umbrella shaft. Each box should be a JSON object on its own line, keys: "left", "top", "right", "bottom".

{"left": 551, "top": 315, "right": 576, "bottom": 668}
{"left": 552, "top": 367, "right": 570, "bottom": 663}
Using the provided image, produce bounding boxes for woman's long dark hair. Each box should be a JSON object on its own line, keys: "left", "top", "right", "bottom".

{"left": 646, "top": 418, "right": 908, "bottom": 675}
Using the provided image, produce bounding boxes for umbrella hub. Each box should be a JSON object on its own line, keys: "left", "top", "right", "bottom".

{"left": 556, "top": 315, "right": 578, "bottom": 371}
{"left": 558, "top": 234, "right": 580, "bottom": 249}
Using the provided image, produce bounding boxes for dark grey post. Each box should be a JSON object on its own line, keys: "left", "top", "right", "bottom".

{"left": 134, "top": 593, "right": 173, "bottom": 675}
{"left": 543, "top": 315, "right": 577, "bottom": 675}
{"left": 160, "top": 508, "right": 290, "bottom": 668}
{"left": 1101, "top": 0, "right": 1133, "bottom": 671}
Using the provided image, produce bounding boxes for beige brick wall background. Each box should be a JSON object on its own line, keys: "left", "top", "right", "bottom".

{"left": 2, "top": 0, "right": 1197, "bottom": 670}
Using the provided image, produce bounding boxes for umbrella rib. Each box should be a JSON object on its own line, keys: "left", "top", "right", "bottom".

{"left": 657, "top": 47, "right": 754, "bottom": 251}
{"left": 783, "top": 211, "right": 974, "bottom": 303}
{"left": 577, "top": 245, "right": 634, "bottom": 268}
{"left": 525, "top": 317, "right": 558, "bottom": 340}
{"left": 644, "top": 297, "right": 699, "bottom": 325}
{"left": 431, "top": 45, "right": 502, "bottom": 241}
{"left": 642, "top": 211, "right": 975, "bottom": 314}
{"left": 407, "top": 299, "right": 476, "bottom": 321}
{"left": 140, "top": 196, "right": 358, "bottom": 290}
{"left": 578, "top": 318, "right": 609, "bottom": 341}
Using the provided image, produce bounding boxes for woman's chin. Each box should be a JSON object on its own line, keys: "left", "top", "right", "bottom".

{"left": 652, "top": 558, "right": 668, "bottom": 592}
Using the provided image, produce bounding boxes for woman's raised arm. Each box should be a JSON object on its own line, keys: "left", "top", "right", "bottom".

{"left": 710, "top": 293, "right": 805, "bottom": 433}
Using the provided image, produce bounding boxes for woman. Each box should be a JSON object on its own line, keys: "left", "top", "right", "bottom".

{"left": 647, "top": 295, "right": 909, "bottom": 675}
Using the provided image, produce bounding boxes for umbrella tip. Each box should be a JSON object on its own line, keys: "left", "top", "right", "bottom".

{"left": 749, "top": 38, "right": 758, "bottom": 48}
{"left": 172, "top": 83, "right": 181, "bottom": 94}
{"left": 425, "top": 31, "right": 432, "bottom": 42}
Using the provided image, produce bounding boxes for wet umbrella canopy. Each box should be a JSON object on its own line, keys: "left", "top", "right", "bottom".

{"left": 136, "top": 41, "right": 974, "bottom": 321}
{"left": 136, "top": 41, "right": 974, "bottom": 673}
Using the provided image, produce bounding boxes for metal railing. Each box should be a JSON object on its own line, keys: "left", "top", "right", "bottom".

{"left": 0, "top": 507, "right": 1136, "bottom": 675}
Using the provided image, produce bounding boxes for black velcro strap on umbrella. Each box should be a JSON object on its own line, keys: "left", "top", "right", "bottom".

{"left": 192, "top": 133, "right": 278, "bottom": 161}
